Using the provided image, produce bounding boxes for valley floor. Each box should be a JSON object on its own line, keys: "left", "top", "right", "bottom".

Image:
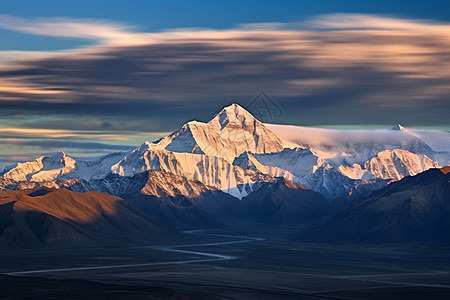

{"left": 1, "top": 227, "right": 450, "bottom": 299}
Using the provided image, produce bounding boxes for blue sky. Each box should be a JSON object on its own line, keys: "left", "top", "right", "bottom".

{"left": 0, "top": 1, "right": 449, "bottom": 167}
{"left": 2, "top": 0, "right": 450, "bottom": 51}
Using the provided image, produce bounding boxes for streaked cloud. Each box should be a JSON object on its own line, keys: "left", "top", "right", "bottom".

{"left": 0, "top": 51, "right": 61, "bottom": 65}
{"left": 0, "top": 79, "right": 68, "bottom": 97}
{"left": 0, "top": 127, "right": 169, "bottom": 143}
{"left": 0, "top": 138, "right": 134, "bottom": 151}
{"left": 0, "top": 128, "right": 129, "bottom": 140}
{"left": 0, "top": 13, "right": 448, "bottom": 144}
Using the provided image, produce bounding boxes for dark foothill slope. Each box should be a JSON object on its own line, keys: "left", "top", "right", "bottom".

{"left": 239, "top": 178, "right": 330, "bottom": 224}
{"left": 293, "top": 167, "right": 450, "bottom": 244}
{"left": 0, "top": 189, "right": 169, "bottom": 249}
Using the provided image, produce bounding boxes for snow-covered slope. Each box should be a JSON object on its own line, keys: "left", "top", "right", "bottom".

{"left": 364, "top": 149, "right": 440, "bottom": 180}
{"left": 110, "top": 142, "right": 275, "bottom": 199}
{"left": 72, "top": 152, "right": 128, "bottom": 180}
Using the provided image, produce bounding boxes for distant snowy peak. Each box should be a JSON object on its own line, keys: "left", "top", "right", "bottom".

{"left": 390, "top": 124, "right": 407, "bottom": 131}
{"left": 336, "top": 149, "right": 440, "bottom": 180}
{"left": 2, "top": 151, "right": 76, "bottom": 182}
{"left": 389, "top": 124, "right": 427, "bottom": 142}
{"left": 153, "top": 103, "right": 284, "bottom": 162}
{"left": 364, "top": 149, "right": 440, "bottom": 180}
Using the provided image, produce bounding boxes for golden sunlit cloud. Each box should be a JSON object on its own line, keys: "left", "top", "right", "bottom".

{"left": 0, "top": 128, "right": 129, "bottom": 140}
{"left": 0, "top": 80, "right": 68, "bottom": 96}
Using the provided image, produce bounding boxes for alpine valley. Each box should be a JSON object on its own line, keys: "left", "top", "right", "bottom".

{"left": 0, "top": 103, "right": 449, "bottom": 248}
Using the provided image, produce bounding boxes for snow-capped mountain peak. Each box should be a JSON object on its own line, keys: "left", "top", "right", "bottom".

{"left": 2, "top": 151, "right": 76, "bottom": 182}
{"left": 151, "top": 103, "right": 284, "bottom": 162}
{"left": 211, "top": 103, "right": 257, "bottom": 129}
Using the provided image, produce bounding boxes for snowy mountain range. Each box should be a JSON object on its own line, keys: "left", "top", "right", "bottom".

{"left": 1, "top": 103, "right": 448, "bottom": 200}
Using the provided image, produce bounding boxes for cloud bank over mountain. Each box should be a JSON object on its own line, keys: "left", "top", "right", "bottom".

{"left": 266, "top": 124, "right": 450, "bottom": 152}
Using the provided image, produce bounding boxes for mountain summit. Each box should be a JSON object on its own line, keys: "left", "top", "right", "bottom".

{"left": 2, "top": 151, "right": 76, "bottom": 182}
{"left": 212, "top": 103, "right": 258, "bottom": 129}
{"left": 153, "top": 103, "right": 284, "bottom": 162}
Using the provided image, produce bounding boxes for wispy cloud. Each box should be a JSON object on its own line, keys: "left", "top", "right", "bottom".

{"left": 0, "top": 14, "right": 148, "bottom": 45}
{"left": 309, "top": 13, "right": 450, "bottom": 32}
